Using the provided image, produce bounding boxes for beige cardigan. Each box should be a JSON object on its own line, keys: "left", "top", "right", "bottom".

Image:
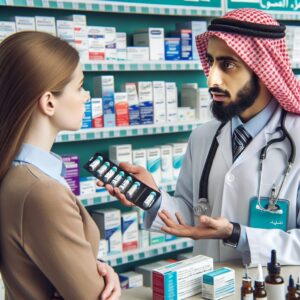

{"left": 0, "top": 164, "right": 104, "bottom": 300}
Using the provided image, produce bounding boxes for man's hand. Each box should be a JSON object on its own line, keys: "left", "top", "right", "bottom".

{"left": 158, "top": 209, "right": 233, "bottom": 240}
{"left": 97, "top": 162, "right": 159, "bottom": 207}
{"left": 96, "top": 261, "right": 121, "bottom": 300}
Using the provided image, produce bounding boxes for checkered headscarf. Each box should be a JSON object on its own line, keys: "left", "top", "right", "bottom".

{"left": 196, "top": 8, "right": 300, "bottom": 114}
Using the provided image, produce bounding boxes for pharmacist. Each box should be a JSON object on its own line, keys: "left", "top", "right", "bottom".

{"left": 100, "top": 8, "right": 300, "bottom": 266}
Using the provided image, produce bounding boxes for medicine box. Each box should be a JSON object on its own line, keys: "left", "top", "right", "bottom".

{"left": 114, "top": 92, "right": 129, "bottom": 126}
{"left": 0, "top": 22, "right": 16, "bottom": 42}
{"left": 153, "top": 81, "right": 166, "bottom": 124}
{"left": 105, "top": 27, "right": 117, "bottom": 61}
{"left": 135, "top": 260, "right": 177, "bottom": 287}
{"left": 91, "top": 98, "right": 103, "bottom": 128}
{"left": 109, "top": 144, "right": 132, "bottom": 165}
{"left": 124, "top": 82, "right": 140, "bottom": 125}
{"left": 79, "top": 176, "right": 96, "bottom": 195}
{"left": 116, "top": 32, "right": 127, "bottom": 61}
{"left": 133, "top": 28, "right": 164, "bottom": 61}
{"left": 138, "top": 81, "right": 154, "bottom": 125}
{"left": 15, "top": 16, "right": 35, "bottom": 31}
{"left": 62, "top": 155, "right": 80, "bottom": 196}
{"left": 152, "top": 255, "right": 213, "bottom": 300}
{"left": 121, "top": 211, "right": 138, "bottom": 251}
{"left": 81, "top": 98, "right": 92, "bottom": 129}
{"left": 146, "top": 148, "right": 161, "bottom": 184}
{"left": 35, "top": 16, "right": 56, "bottom": 36}
{"left": 119, "top": 271, "right": 143, "bottom": 289}
{"left": 165, "top": 82, "right": 178, "bottom": 123}
{"left": 127, "top": 47, "right": 149, "bottom": 61}
{"left": 171, "top": 143, "right": 188, "bottom": 180}
{"left": 132, "top": 149, "right": 147, "bottom": 170}
{"left": 202, "top": 267, "right": 235, "bottom": 300}
{"left": 98, "top": 239, "right": 108, "bottom": 258}
{"left": 87, "top": 26, "right": 105, "bottom": 61}
{"left": 91, "top": 208, "right": 122, "bottom": 254}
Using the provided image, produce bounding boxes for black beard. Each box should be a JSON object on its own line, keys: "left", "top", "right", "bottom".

{"left": 210, "top": 74, "right": 260, "bottom": 123}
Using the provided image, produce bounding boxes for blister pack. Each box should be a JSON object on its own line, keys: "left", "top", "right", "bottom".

{"left": 84, "top": 153, "right": 161, "bottom": 210}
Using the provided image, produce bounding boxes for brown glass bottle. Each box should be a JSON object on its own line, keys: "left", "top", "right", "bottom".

{"left": 265, "top": 250, "right": 285, "bottom": 300}
{"left": 241, "top": 277, "right": 254, "bottom": 300}
{"left": 286, "top": 275, "right": 300, "bottom": 300}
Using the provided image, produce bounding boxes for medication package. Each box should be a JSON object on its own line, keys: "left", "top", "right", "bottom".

{"left": 84, "top": 153, "right": 161, "bottom": 210}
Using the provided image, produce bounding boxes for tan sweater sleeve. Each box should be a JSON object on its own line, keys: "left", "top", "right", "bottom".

{"left": 22, "top": 180, "right": 105, "bottom": 300}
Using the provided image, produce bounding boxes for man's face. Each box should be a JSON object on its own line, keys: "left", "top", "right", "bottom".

{"left": 206, "top": 36, "right": 260, "bottom": 122}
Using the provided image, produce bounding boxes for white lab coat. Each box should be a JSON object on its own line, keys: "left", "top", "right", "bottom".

{"left": 146, "top": 106, "right": 300, "bottom": 266}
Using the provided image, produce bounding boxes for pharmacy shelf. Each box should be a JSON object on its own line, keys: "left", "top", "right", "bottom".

{"left": 292, "top": 62, "right": 300, "bottom": 69}
{"left": 0, "top": 0, "right": 223, "bottom": 16}
{"left": 102, "top": 238, "right": 194, "bottom": 267}
{"left": 79, "top": 180, "right": 177, "bottom": 206}
{"left": 82, "top": 61, "right": 202, "bottom": 72}
{"left": 55, "top": 120, "right": 202, "bottom": 143}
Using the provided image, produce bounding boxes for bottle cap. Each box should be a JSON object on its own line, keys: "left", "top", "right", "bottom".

{"left": 267, "top": 249, "right": 281, "bottom": 274}
{"left": 255, "top": 264, "right": 264, "bottom": 283}
{"left": 289, "top": 275, "right": 295, "bottom": 288}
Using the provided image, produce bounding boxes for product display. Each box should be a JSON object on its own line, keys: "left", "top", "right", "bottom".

{"left": 84, "top": 153, "right": 161, "bottom": 209}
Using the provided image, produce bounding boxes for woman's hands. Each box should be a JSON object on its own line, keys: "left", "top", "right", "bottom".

{"left": 97, "top": 260, "right": 121, "bottom": 300}
{"left": 158, "top": 209, "right": 233, "bottom": 240}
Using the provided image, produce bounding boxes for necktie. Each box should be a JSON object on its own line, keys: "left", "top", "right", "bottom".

{"left": 232, "top": 125, "right": 252, "bottom": 161}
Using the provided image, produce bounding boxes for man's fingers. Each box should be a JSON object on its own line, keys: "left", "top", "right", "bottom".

{"left": 158, "top": 210, "right": 176, "bottom": 227}
{"left": 175, "top": 212, "right": 185, "bottom": 225}
{"left": 114, "top": 188, "right": 135, "bottom": 207}
{"left": 199, "top": 216, "right": 219, "bottom": 229}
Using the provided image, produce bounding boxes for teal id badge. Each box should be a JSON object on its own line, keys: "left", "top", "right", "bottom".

{"left": 248, "top": 197, "right": 289, "bottom": 231}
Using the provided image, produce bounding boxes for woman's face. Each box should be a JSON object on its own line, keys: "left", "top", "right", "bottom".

{"left": 52, "top": 63, "right": 89, "bottom": 132}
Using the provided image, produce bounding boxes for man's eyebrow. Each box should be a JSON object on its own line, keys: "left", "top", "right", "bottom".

{"left": 206, "top": 53, "right": 239, "bottom": 62}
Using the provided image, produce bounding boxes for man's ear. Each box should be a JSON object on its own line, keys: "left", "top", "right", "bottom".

{"left": 37, "top": 91, "right": 56, "bottom": 116}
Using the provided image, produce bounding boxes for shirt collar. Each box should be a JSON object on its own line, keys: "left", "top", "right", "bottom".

{"left": 231, "top": 98, "right": 278, "bottom": 138}
{"left": 14, "top": 143, "right": 65, "bottom": 181}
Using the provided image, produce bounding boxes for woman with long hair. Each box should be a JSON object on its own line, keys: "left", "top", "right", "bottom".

{"left": 0, "top": 31, "right": 120, "bottom": 300}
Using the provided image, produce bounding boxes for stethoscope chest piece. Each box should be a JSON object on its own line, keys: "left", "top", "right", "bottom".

{"left": 194, "top": 198, "right": 210, "bottom": 216}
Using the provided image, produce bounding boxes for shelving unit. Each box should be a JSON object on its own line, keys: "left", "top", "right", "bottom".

{"left": 82, "top": 61, "right": 202, "bottom": 72}
{"left": 102, "top": 238, "right": 194, "bottom": 267}
{"left": 56, "top": 120, "right": 202, "bottom": 142}
{"left": 0, "top": 0, "right": 223, "bottom": 16}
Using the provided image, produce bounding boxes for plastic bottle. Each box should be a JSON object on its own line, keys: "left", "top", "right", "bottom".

{"left": 241, "top": 265, "right": 254, "bottom": 300}
{"left": 265, "top": 249, "right": 285, "bottom": 300}
{"left": 286, "top": 275, "right": 300, "bottom": 299}
{"left": 126, "top": 181, "right": 141, "bottom": 200}
{"left": 118, "top": 176, "right": 132, "bottom": 193}
{"left": 96, "top": 161, "right": 110, "bottom": 178}
{"left": 103, "top": 166, "right": 118, "bottom": 183}
{"left": 143, "top": 191, "right": 157, "bottom": 208}
{"left": 254, "top": 264, "right": 267, "bottom": 299}
{"left": 88, "top": 155, "right": 103, "bottom": 171}
{"left": 110, "top": 171, "right": 125, "bottom": 187}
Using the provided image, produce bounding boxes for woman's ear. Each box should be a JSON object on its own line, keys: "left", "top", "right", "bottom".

{"left": 37, "top": 91, "right": 56, "bottom": 116}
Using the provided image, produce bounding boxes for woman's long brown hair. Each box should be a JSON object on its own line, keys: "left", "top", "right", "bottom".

{"left": 0, "top": 31, "right": 79, "bottom": 183}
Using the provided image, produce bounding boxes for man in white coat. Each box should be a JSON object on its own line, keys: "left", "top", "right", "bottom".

{"left": 100, "top": 8, "right": 300, "bottom": 266}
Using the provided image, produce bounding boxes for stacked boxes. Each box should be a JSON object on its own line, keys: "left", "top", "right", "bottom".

{"left": 91, "top": 208, "right": 122, "bottom": 254}
{"left": 152, "top": 255, "right": 213, "bottom": 299}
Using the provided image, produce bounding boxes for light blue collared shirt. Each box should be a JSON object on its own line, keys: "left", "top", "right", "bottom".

{"left": 13, "top": 143, "right": 69, "bottom": 188}
{"left": 147, "top": 98, "right": 278, "bottom": 254}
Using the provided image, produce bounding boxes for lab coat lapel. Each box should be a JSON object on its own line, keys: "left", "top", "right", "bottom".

{"left": 216, "top": 122, "right": 232, "bottom": 169}
{"left": 232, "top": 105, "right": 283, "bottom": 168}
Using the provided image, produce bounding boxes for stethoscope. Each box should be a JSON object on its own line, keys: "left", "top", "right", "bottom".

{"left": 194, "top": 109, "right": 296, "bottom": 216}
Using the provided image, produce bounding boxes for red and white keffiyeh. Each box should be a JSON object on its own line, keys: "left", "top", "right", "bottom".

{"left": 196, "top": 8, "right": 300, "bottom": 114}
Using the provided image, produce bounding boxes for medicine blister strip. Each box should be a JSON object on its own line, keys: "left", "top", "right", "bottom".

{"left": 84, "top": 153, "right": 161, "bottom": 210}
